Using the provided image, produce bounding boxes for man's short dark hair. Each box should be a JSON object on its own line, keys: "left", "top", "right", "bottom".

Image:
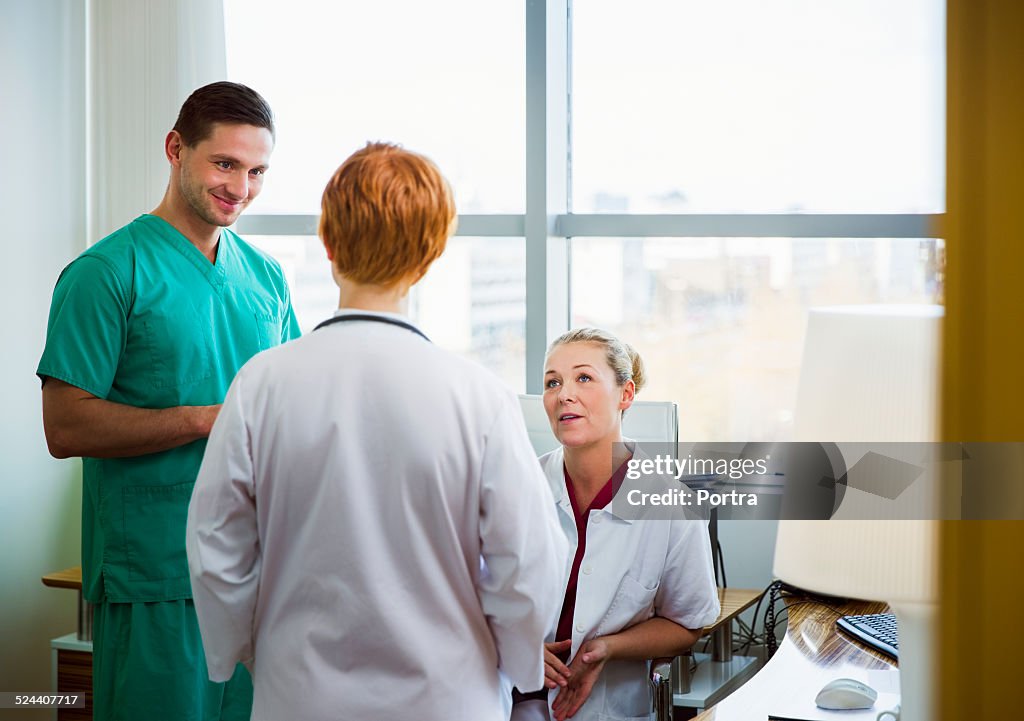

{"left": 173, "top": 81, "right": 275, "bottom": 147}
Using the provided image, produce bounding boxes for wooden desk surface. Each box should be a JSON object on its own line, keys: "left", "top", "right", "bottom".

{"left": 42, "top": 566, "right": 82, "bottom": 590}
{"left": 40, "top": 569, "right": 763, "bottom": 624}
{"left": 695, "top": 594, "right": 897, "bottom": 720}
{"left": 707, "top": 587, "right": 763, "bottom": 634}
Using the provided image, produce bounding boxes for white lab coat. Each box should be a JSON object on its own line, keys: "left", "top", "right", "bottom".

{"left": 186, "top": 310, "right": 568, "bottom": 721}
{"left": 525, "top": 444, "right": 720, "bottom": 721}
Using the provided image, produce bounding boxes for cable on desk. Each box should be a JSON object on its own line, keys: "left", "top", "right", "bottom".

{"left": 687, "top": 652, "right": 700, "bottom": 676}
{"left": 775, "top": 583, "right": 857, "bottom": 618}
{"left": 732, "top": 608, "right": 762, "bottom": 655}
{"left": 700, "top": 581, "right": 779, "bottom": 658}
{"left": 702, "top": 580, "right": 855, "bottom": 660}
{"left": 715, "top": 581, "right": 871, "bottom": 661}
{"left": 724, "top": 581, "right": 775, "bottom": 657}
{"left": 733, "top": 617, "right": 753, "bottom": 653}
{"left": 764, "top": 581, "right": 826, "bottom": 656}
{"left": 764, "top": 580, "right": 783, "bottom": 658}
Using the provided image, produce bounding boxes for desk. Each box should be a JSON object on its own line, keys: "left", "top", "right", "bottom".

{"left": 41, "top": 567, "right": 91, "bottom": 642}
{"left": 42, "top": 567, "right": 92, "bottom": 721}
{"left": 693, "top": 594, "right": 898, "bottom": 720}
{"left": 673, "top": 588, "right": 764, "bottom": 710}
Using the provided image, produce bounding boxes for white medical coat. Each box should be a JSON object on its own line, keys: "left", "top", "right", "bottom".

{"left": 534, "top": 445, "right": 720, "bottom": 721}
{"left": 186, "top": 310, "right": 568, "bottom": 721}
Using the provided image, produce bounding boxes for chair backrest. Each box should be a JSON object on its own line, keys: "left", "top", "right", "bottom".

{"left": 517, "top": 394, "right": 679, "bottom": 457}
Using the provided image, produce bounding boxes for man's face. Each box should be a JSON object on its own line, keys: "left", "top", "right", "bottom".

{"left": 176, "top": 122, "right": 273, "bottom": 228}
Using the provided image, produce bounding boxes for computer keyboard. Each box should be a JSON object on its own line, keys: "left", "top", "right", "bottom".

{"left": 836, "top": 612, "right": 899, "bottom": 660}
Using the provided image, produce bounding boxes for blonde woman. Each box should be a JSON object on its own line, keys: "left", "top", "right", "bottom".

{"left": 513, "top": 328, "right": 720, "bottom": 721}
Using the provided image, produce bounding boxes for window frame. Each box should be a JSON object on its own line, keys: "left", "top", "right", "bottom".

{"left": 234, "top": 0, "right": 943, "bottom": 394}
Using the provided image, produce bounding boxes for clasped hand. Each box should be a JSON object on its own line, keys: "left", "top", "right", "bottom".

{"left": 542, "top": 638, "right": 610, "bottom": 721}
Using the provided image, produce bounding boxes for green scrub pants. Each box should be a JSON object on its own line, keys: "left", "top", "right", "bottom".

{"left": 92, "top": 600, "right": 252, "bottom": 721}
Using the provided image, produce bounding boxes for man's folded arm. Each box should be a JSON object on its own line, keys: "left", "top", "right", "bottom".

{"left": 41, "top": 377, "right": 220, "bottom": 458}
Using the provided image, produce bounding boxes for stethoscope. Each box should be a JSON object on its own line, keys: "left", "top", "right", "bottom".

{"left": 313, "top": 313, "right": 431, "bottom": 343}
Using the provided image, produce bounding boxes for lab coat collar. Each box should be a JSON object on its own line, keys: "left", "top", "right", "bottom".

{"left": 549, "top": 441, "right": 639, "bottom": 525}
{"left": 332, "top": 307, "right": 417, "bottom": 325}
{"left": 322, "top": 308, "right": 430, "bottom": 340}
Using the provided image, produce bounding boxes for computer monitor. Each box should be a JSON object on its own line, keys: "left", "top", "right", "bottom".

{"left": 773, "top": 304, "right": 942, "bottom": 721}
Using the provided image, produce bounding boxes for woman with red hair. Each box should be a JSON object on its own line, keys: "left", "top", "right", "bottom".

{"left": 187, "top": 143, "right": 568, "bottom": 721}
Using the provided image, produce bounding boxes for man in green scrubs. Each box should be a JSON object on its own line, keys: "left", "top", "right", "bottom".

{"left": 37, "top": 82, "right": 300, "bottom": 721}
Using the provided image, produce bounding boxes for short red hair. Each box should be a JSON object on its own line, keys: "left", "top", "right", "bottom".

{"left": 319, "top": 142, "right": 456, "bottom": 286}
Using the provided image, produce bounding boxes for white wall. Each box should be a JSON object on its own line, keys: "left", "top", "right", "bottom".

{"left": 1, "top": 1, "right": 86, "bottom": 716}
{"left": 718, "top": 520, "right": 778, "bottom": 591}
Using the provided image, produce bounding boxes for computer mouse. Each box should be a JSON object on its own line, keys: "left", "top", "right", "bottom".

{"left": 814, "top": 677, "right": 878, "bottom": 710}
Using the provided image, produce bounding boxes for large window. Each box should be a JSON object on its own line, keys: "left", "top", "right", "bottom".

{"left": 572, "top": 237, "right": 941, "bottom": 440}
{"left": 226, "top": 0, "right": 944, "bottom": 419}
{"left": 224, "top": 0, "right": 524, "bottom": 214}
{"left": 572, "top": 0, "right": 944, "bottom": 213}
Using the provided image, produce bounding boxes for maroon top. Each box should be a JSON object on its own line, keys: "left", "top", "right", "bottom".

{"left": 554, "top": 459, "right": 631, "bottom": 659}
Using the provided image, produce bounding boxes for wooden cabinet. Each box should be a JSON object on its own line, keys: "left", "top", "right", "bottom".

{"left": 51, "top": 634, "right": 92, "bottom": 721}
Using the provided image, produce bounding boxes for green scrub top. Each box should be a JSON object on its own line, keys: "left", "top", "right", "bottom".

{"left": 37, "top": 214, "right": 301, "bottom": 603}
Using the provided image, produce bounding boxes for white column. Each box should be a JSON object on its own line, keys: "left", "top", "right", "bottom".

{"left": 88, "top": 0, "right": 226, "bottom": 242}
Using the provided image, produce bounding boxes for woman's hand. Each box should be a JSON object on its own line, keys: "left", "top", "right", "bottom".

{"left": 546, "top": 618, "right": 702, "bottom": 718}
{"left": 544, "top": 639, "right": 574, "bottom": 688}
{"left": 550, "top": 638, "right": 611, "bottom": 720}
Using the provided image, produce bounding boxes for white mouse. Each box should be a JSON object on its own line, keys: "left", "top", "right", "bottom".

{"left": 814, "top": 677, "right": 878, "bottom": 710}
